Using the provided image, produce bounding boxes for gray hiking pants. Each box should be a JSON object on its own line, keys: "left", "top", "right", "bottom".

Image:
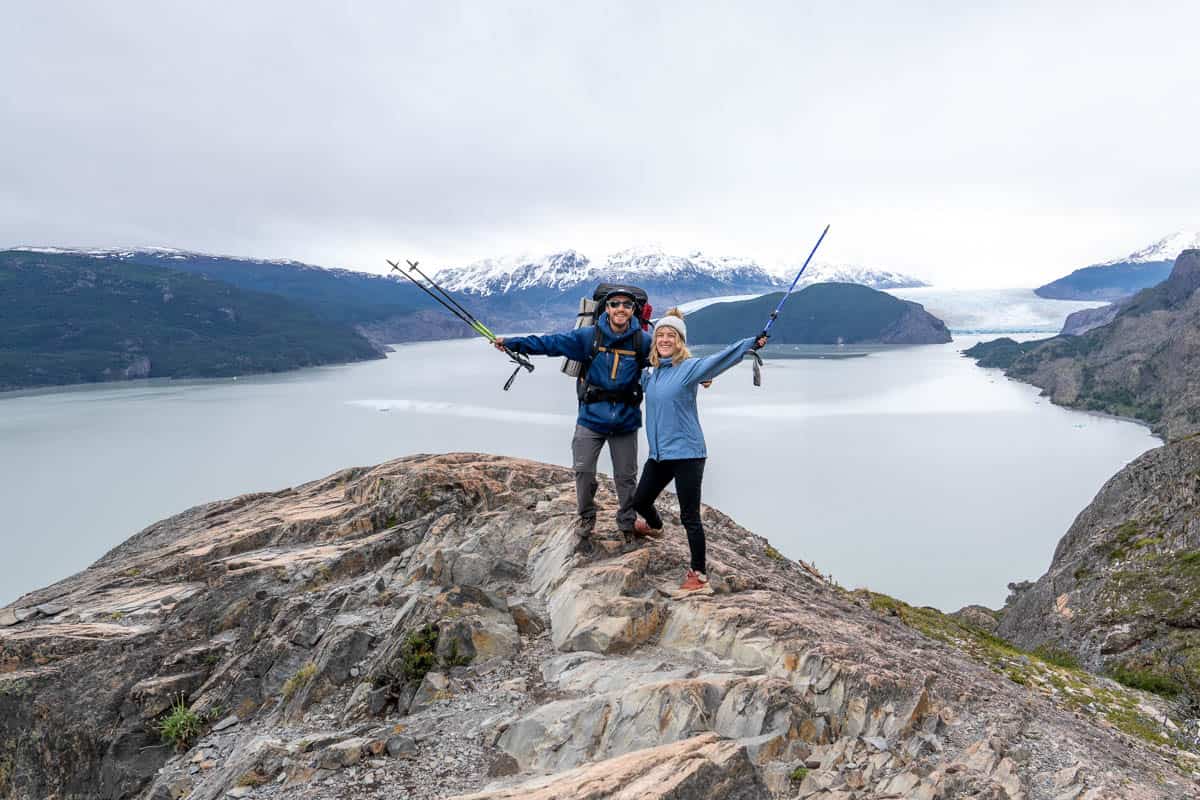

{"left": 572, "top": 424, "right": 638, "bottom": 532}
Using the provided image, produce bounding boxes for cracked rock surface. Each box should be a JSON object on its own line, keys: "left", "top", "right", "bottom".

{"left": 1, "top": 452, "right": 1197, "bottom": 799}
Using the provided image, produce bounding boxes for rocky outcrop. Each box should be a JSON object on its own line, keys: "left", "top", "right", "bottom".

{"left": 971, "top": 250, "right": 1200, "bottom": 440}
{"left": 999, "top": 437, "right": 1200, "bottom": 685}
{"left": 1060, "top": 302, "right": 1122, "bottom": 336}
{"left": 2, "top": 454, "right": 1197, "bottom": 799}
{"left": 877, "top": 300, "right": 952, "bottom": 344}
{"left": 457, "top": 734, "right": 766, "bottom": 800}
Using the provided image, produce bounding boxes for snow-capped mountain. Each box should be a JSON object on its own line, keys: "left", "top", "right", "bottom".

{"left": 1098, "top": 231, "right": 1200, "bottom": 265}
{"left": 12, "top": 243, "right": 930, "bottom": 336}
{"left": 433, "top": 250, "right": 596, "bottom": 295}
{"left": 787, "top": 262, "right": 929, "bottom": 290}
{"left": 434, "top": 247, "right": 781, "bottom": 296}
{"left": 1036, "top": 230, "right": 1199, "bottom": 301}
{"left": 14, "top": 245, "right": 335, "bottom": 273}
{"left": 435, "top": 247, "right": 927, "bottom": 296}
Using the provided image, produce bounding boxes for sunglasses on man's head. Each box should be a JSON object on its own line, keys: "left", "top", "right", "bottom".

{"left": 606, "top": 299, "right": 634, "bottom": 309}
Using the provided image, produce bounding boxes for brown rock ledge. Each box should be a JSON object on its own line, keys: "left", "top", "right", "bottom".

{"left": 0, "top": 453, "right": 1196, "bottom": 799}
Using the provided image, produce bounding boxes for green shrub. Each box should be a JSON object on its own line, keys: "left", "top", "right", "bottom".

{"left": 1032, "top": 645, "right": 1081, "bottom": 670}
{"left": 789, "top": 766, "right": 809, "bottom": 782}
{"left": 401, "top": 625, "right": 440, "bottom": 681}
{"left": 157, "top": 696, "right": 203, "bottom": 749}
{"left": 1109, "top": 664, "right": 1182, "bottom": 697}
{"left": 1179, "top": 550, "right": 1200, "bottom": 570}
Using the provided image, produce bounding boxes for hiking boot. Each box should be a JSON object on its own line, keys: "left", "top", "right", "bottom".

{"left": 679, "top": 570, "right": 709, "bottom": 593}
{"left": 575, "top": 516, "right": 596, "bottom": 538}
{"left": 633, "top": 519, "right": 663, "bottom": 538}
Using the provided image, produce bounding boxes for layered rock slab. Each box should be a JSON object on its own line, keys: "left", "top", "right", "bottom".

{"left": 452, "top": 733, "right": 767, "bottom": 800}
{"left": 0, "top": 452, "right": 1196, "bottom": 799}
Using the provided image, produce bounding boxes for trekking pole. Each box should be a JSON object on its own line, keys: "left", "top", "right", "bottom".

{"left": 400, "top": 260, "right": 535, "bottom": 384}
{"left": 404, "top": 260, "right": 497, "bottom": 340}
{"left": 751, "top": 224, "right": 831, "bottom": 387}
{"left": 386, "top": 259, "right": 535, "bottom": 391}
{"left": 387, "top": 259, "right": 476, "bottom": 328}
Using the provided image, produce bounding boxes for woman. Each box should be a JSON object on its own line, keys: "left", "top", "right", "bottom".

{"left": 632, "top": 309, "right": 767, "bottom": 592}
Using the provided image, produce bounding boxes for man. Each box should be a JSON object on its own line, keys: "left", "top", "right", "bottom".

{"left": 495, "top": 288, "right": 652, "bottom": 550}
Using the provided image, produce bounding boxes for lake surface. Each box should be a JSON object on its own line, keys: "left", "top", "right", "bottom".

{"left": 0, "top": 332, "right": 1157, "bottom": 611}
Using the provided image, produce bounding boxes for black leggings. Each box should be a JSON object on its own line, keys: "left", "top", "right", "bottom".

{"left": 632, "top": 458, "right": 707, "bottom": 573}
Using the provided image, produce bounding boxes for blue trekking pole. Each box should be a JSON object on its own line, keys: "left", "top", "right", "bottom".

{"left": 752, "top": 223, "right": 831, "bottom": 386}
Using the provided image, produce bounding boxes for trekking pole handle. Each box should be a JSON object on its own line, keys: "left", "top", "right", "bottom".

{"left": 494, "top": 338, "right": 534, "bottom": 372}
{"left": 508, "top": 348, "right": 535, "bottom": 373}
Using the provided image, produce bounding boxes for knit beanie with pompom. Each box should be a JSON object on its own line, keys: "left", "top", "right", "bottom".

{"left": 655, "top": 308, "right": 687, "bottom": 342}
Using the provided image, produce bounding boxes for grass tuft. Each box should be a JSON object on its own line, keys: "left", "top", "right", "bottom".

{"left": 282, "top": 662, "right": 317, "bottom": 700}
{"left": 157, "top": 696, "right": 203, "bottom": 750}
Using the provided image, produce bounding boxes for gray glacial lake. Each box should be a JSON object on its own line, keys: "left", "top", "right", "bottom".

{"left": 0, "top": 334, "right": 1158, "bottom": 610}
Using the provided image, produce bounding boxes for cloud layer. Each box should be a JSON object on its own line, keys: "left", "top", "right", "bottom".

{"left": 3, "top": 2, "right": 1199, "bottom": 286}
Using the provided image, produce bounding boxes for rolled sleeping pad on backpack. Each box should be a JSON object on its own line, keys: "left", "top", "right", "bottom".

{"left": 561, "top": 296, "right": 598, "bottom": 377}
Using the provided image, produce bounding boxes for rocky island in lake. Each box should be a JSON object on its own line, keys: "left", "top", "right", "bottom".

{"left": 685, "top": 283, "right": 952, "bottom": 345}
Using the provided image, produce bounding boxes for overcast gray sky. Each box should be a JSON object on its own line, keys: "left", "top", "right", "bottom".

{"left": 3, "top": 1, "right": 1198, "bottom": 287}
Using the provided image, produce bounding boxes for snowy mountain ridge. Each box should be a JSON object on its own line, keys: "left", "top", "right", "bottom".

{"left": 12, "top": 245, "right": 329, "bottom": 271}
{"left": 1097, "top": 231, "right": 1200, "bottom": 265}
{"left": 434, "top": 247, "right": 928, "bottom": 295}
{"left": 12, "top": 244, "right": 930, "bottom": 298}
{"left": 788, "top": 262, "right": 929, "bottom": 290}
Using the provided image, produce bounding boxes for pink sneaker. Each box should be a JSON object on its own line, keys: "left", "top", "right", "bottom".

{"left": 634, "top": 519, "right": 663, "bottom": 538}
{"left": 679, "top": 570, "right": 709, "bottom": 592}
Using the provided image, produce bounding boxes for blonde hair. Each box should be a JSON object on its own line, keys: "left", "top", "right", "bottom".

{"left": 649, "top": 308, "right": 691, "bottom": 367}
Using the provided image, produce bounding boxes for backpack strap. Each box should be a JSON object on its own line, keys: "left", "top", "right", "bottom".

{"left": 635, "top": 328, "right": 647, "bottom": 372}
{"left": 575, "top": 327, "right": 604, "bottom": 402}
{"left": 576, "top": 326, "right": 646, "bottom": 407}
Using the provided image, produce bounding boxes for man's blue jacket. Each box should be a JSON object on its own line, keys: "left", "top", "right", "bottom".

{"left": 503, "top": 312, "right": 652, "bottom": 435}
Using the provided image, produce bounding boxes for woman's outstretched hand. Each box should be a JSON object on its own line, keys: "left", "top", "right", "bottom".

{"left": 753, "top": 335, "right": 768, "bottom": 349}
{"left": 493, "top": 337, "right": 507, "bottom": 352}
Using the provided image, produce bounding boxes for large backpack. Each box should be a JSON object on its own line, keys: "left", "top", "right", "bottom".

{"left": 562, "top": 283, "right": 652, "bottom": 406}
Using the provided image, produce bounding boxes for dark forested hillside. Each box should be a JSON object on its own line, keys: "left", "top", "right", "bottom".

{"left": 685, "top": 283, "right": 951, "bottom": 345}
{"left": 0, "top": 250, "right": 384, "bottom": 391}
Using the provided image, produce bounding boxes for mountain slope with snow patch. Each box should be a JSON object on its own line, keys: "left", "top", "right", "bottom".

{"left": 1035, "top": 231, "right": 1198, "bottom": 300}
